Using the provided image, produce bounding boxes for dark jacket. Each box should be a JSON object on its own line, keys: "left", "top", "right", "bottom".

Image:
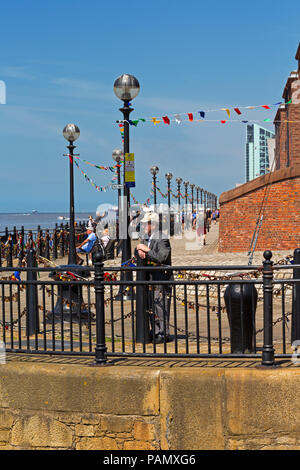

{"left": 141, "top": 236, "right": 173, "bottom": 283}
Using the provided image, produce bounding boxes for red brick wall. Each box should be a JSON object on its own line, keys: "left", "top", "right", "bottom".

{"left": 289, "top": 84, "right": 300, "bottom": 166}
{"left": 274, "top": 106, "right": 287, "bottom": 170}
{"left": 274, "top": 43, "right": 300, "bottom": 169}
{"left": 219, "top": 166, "right": 300, "bottom": 252}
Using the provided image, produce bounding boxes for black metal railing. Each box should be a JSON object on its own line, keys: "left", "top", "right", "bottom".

{"left": 0, "top": 248, "right": 300, "bottom": 366}
{"left": 0, "top": 222, "right": 89, "bottom": 267}
{"left": 0, "top": 220, "right": 118, "bottom": 267}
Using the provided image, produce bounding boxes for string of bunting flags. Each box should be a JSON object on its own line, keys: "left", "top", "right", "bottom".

{"left": 130, "top": 183, "right": 193, "bottom": 207}
{"left": 116, "top": 99, "right": 293, "bottom": 126}
{"left": 74, "top": 160, "right": 114, "bottom": 192}
{"left": 64, "top": 154, "right": 123, "bottom": 171}
{"left": 152, "top": 183, "right": 191, "bottom": 201}
{"left": 63, "top": 154, "right": 123, "bottom": 192}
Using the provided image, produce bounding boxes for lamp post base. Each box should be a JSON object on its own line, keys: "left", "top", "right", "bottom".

{"left": 47, "top": 264, "right": 90, "bottom": 322}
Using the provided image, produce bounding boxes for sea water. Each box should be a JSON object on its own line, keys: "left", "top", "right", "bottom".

{"left": 0, "top": 212, "right": 93, "bottom": 233}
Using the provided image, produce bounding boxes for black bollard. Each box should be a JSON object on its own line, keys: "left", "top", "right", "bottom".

{"left": 291, "top": 248, "right": 300, "bottom": 343}
{"left": 135, "top": 249, "right": 150, "bottom": 344}
{"left": 26, "top": 246, "right": 39, "bottom": 336}
{"left": 224, "top": 282, "right": 257, "bottom": 353}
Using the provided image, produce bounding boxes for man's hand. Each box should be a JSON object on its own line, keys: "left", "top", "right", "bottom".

{"left": 137, "top": 249, "right": 146, "bottom": 259}
{"left": 136, "top": 243, "right": 150, "bottom": 253}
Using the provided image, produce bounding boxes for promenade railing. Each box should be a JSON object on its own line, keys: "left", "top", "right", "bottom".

{"left": 0, "top": 248, "right": 300, "bottom": 366}
{"left": 0, "top": 220, "right": 117, "bottom": 267}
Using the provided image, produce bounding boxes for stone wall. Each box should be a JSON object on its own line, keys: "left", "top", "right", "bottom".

{"left": 2, "top": 361, "right": 300, "bottom": 449}
{"left": 218, "top": 164, "right": 300, "bottom": 252}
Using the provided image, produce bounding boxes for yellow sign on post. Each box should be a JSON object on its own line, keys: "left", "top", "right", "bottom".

{"left": 125, "top": 153, "right": 135, "bottom": 188}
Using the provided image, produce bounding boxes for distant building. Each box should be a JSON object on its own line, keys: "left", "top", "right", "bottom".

{"left": 245, "top": 123, "right": 275, "bottom": 182}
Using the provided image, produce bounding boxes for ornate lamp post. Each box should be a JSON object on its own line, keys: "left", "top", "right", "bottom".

{"left": 183, "top": 181, "right": 189, "bottom": 206}
{"left": 62, "top": 123, "right": 80, "bottom": 265}
{"left": 190, "top": 183, "right": 195, "bottom": 213}
{"left": 196, "top": 186, "right": 200, "bottom": 211}
{"left": 176, "top": 177, "right": 182, "bottom": 209}
{"left": 165, "top": 172, "right": 173, "bottom": 209}
{"left": 200, "top": 188, "right": 203, "bottom": 206}
{"left": 150, "top": 166, "right": 159, "bottom": 210}
{"left": 112, "top": 148, "right": 123, "bottom": 241}
{"left": 113, "top": 74, "right": 140, "bottom": 296}
{"left": 183, "top": 181, "right": 189, "bottom": 228}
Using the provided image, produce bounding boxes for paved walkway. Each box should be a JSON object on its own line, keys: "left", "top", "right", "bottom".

{"left": 104, "top": 221, "right": 293, "bottom": 269}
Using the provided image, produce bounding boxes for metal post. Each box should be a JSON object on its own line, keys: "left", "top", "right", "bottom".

{"left": 53, "top": 229, "right": 58, "bottom": 259}
{"left": 291, "top": 248, "right": 300, "bottom": 343}
{"left": 92, "top": 248, "right": 108, "bottom": 365}
{"left": 7, "top": 235, "right": 13, "bottom": 267}
{"left": 153, "top": 174, "right": 157, "bottom": 208}
{"left": 184, "top": 183, "right": 188, "bottom": 230}
{"left": 116, "top": 101, "right": 134, "bottom": 300}
{"left": 19, "top": 229, "right": 24, "bottom": 267}
{"left": 67, "top": 143, "right": 77, "bottom": 265}
{"left": 39, "top": 228, "right": 44, "bottom": 258}
{"left": 191, "top": 185, "right": 194, "bottom": 214}
{"left": 45, "top": 230, "right": 50, "bottom": 260}
{"left": 116, "top": 163, "right": 121, "bottom": 241}
{"left": 135, "top": 249, "right": 149, "bottom": 343}
{"left": 177, "top": 182, "right": 181, "bottom": 209}
{"left": 59, "top": 230, "right": 64, "bottom": 258}
{"left": 261, "top": 250, "right": 275, "bottom": 366}
{"left": 26, "top": 245, "right": 39, "bottom": 336}
{"left": 4, "top": 227, "right": 9, "bottom": 267}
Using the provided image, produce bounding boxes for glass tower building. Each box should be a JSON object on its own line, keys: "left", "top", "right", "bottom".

{"left": 245, "top": 124, "right": 275, "bottom": 182}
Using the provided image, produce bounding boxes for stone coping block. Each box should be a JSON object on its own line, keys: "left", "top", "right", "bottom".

{"left": 2, "top": 363, "right": 300, "bottom": 449}
{"left": 0, "top": 363, "right": 160, "bottom": 416}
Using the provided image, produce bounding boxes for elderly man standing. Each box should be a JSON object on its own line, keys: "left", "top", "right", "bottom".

{"left": 136, "top": 212, "right": 173, "bottom": 343}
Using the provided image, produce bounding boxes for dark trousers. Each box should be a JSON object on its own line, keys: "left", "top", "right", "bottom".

{"left": 149, "top": 287, "right": 172, "bottom": 337}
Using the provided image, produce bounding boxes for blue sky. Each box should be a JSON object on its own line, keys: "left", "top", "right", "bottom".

{"left": 0, "top": 0, "right": 299, "bottom": 212}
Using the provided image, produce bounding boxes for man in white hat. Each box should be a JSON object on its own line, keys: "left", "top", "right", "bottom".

{"left": 76, "top": 228, "right": 96, "bottom": 265}
{"left": 136, "top": 212, "right": 173, "bottom": 343}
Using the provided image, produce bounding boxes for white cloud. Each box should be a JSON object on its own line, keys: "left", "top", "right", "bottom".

{"left": 0, "top": 66, "right": 36, "bottom": 80}
{"left": 52, "top": 77, "right": 113, "bottom": 101}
